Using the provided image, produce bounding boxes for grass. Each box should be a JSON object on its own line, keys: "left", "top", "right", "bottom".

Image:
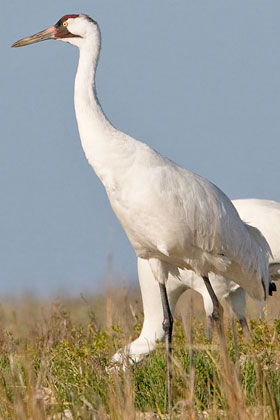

{"left": 0, "top": 288, "right": 279, "bottom": 419}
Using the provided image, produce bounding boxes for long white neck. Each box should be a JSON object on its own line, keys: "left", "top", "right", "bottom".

{"left": 74, "top": 38, "right": 119, "bottom": 182}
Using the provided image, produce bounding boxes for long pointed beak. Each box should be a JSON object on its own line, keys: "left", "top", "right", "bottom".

{"left": 11, "top": 26, "right": 56, "bottom": 48}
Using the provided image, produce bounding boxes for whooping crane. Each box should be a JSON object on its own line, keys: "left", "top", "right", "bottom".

{"left": 12, "top": 15, "right": 273, "bottom": 409}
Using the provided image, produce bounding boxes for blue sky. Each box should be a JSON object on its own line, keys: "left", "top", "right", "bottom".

{"left": 1, "top": 1, "right": 280, "bottom": 295}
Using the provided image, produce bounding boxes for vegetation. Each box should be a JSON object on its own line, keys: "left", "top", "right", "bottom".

{"left": 0, "top": 287, "right": 279, "bottom": 419}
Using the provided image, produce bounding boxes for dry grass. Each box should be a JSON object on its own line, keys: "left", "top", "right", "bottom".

{"left": 0, "top": 284, "right": 279, "bottom": 419}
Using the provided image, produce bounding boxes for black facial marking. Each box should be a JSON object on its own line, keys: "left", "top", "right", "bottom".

{"left": 54, "top": 14, "right": 82, "bottom": 39}
{"left": 55, "top": 14, "right": 80, "bottom": 28}
{"left": 54, "top": 14, "right": 96, "bottom": 39}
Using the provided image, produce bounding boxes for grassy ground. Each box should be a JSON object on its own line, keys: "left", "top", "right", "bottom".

{"left": 0, "top": 286, "right": 279, "bottom": 419}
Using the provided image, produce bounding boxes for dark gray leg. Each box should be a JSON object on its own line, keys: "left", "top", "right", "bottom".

{"left": 159, "top": 282, "right": 173, "bottom": 414}
{"left": 202, "top": 276, "right": 226, "bottom": 348}
{"left": 231, "top": 317, "right": 240, "bottom": 362}
{"left": 239, "top": 317, "right": 250, "bottom": 338}
{"left": 207, "top": 315, "right": 215, "bottom": 342}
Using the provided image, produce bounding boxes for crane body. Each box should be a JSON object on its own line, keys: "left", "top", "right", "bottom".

{"left": 12, "top": 15, "right": 273, "bottom": 409}
{"left": 71, "top": 18, "right": 270, "bottom": 300}
{"left": 112, "top": 199, "right": 280, "bottom": 364}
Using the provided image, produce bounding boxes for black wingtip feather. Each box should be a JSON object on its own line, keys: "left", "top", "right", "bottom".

{"left": 269, "top": 282, "right": 277, "bottom": 296}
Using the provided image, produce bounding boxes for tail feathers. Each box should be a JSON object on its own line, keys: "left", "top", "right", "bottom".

{"left": 245, "top": 224, "right": 272, "bottom": 259}
{"left": 245, "top": 223, "right": 272, "bottom": 298}
{"left": 203, "top": 252, "right": 232, "bottom": 273}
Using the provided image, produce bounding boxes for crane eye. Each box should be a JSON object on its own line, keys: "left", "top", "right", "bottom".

{"left": 63, "top": 21, "right": 68, "bottom": 27}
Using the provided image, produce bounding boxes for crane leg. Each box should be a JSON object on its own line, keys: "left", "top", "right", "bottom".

{"left": 202, "top": 277, "right": 226, "bottom": 346}
{"left": 207, "top": 315, "right": 215, "bottom": 342}
{"left": 159, "top": 282, "right": 173, "bottom": 414}
{"left": 239, "top": 317, "right": 250, "bottom": 338}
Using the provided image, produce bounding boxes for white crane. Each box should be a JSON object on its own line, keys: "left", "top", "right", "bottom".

{"left": 112, "top": 198, "right": 280, "bottom": 364}
{"left": 12, "top": 15, "right": 272, "bottom": 409}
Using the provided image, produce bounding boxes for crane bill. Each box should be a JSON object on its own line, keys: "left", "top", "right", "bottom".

{"left": 11, "top": 27, "right": 55, "bottom": 48}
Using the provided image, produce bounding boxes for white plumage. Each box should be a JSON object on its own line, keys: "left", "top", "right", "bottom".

{"left": 12, "top": 14, "right": 271, "bottom": 298}
{"left": 234, "top": 199, "right": 280, "bottom": 279}
{"left": 12, "top": 15, "right": 273, "bottom": 399}
{"left": 112, "top": 199, "right": 280, "bottom": 363}
{"left": 65, "top": 16, "right": 270, "bottom": 300}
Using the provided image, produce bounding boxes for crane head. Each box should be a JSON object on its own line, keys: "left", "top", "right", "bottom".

{"left": 11, "top": 14, "right": 98, "bottom": 48}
